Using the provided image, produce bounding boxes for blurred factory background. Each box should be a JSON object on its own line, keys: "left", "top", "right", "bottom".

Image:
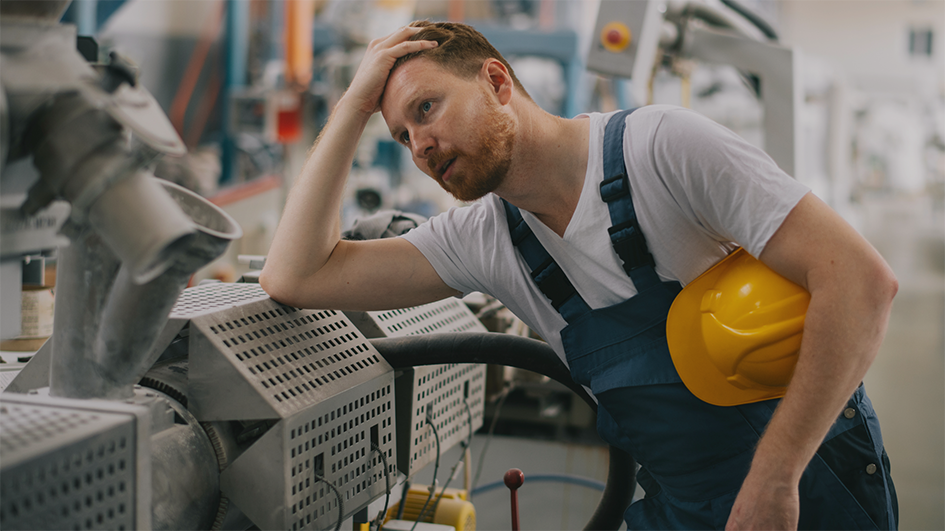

{"left": 0, "top": 0, "right": 942, "bottom": 530}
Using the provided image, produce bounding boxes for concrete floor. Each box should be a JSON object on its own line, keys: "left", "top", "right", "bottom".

{"left": 407, "top": 435, "right": 614, "bottom": 531}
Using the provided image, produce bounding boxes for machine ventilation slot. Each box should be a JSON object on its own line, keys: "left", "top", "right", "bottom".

{"left": 409, "top": 365, "right": 485, "bottom": 473}
{"left": 371, "top": 299, "right": 484, "bottom": 336}
{"left": 198, "top": 306, "right": 384, "bottom": 414}
{"left": 346, "top": 298, "right": 488, "bottom": 478}
{"left": 283, "top": 384, "right": 397, "bottom": 531}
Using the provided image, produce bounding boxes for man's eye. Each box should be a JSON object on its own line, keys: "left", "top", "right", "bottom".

{"left": 421, "top": 101, "right": 432, "bottom": 113}
{"left": 401, "top": 132, "right": 410, "bottom": 145}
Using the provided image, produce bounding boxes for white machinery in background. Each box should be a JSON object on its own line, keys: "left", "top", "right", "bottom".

{"left": 587, "top": 0, "right": 801, "bottom": 177}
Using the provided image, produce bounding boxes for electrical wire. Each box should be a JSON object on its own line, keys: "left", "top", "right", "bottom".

{"left": 462, "top": 398, "right": 474, "bottom": 450}
{"left": 425, "top": 399, "right": 476, "bottom": 520}
{"left": 471, "top": 385, "right": 511, "bottom": 496}
{"left": 395, "top": 480, "right": 410, "bottom": 521}
{"left": 410, "top": 418, "right": 440, "bottom": 531}
{"left": 371, "top": 443, "right": 391, "bottom": 531}
{"left": 314, "top": 474, "right": 343, "bottom": 531}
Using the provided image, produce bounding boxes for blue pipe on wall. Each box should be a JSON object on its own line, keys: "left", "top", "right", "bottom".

{"left": 61, "top": 0, "right": 128, "bottom": 35}
{"left": 221, "top": 0, "right": 249, "bottom": 184}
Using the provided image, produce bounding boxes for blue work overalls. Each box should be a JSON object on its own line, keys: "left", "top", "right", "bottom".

{"left": 502, "top": 109, "right": 898, "bottom": 529}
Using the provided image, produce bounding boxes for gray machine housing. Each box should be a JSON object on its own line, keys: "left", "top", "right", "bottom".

{"left": 0, "top": 393, "right": 151, "bottom": 531}
{"left": 345, "top": 298, "right": 487, "bottom": 479}
{"left": 157, "top": 283, "right": 398, "bottom": 531}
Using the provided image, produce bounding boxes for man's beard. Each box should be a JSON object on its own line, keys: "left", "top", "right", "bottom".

{"left": 427, "top": 96, "right": 515, "bottom": 202}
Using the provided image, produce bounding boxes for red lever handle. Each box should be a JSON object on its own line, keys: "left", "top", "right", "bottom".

{"left": 504, "top": 468, "right": 524, "bottom": 531}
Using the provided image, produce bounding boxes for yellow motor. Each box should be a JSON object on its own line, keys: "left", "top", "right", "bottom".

{"left": 383, "top": 486, "right": 476, "bottom": 531}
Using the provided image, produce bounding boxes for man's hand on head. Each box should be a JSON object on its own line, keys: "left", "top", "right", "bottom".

{"left": 343, "top": 25, "right": 438, "bottom": 117}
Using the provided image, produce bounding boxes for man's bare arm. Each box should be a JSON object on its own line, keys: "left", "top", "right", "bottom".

{"left": 726, "top": 192, "right": 897, "bottom": 530}
{"left": 260, "top": 27, "right": 460, "bottom": 310}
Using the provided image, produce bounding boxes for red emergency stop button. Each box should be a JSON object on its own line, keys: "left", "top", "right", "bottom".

{"left": 601, "top": 21, "right": 631, "bottom": 52}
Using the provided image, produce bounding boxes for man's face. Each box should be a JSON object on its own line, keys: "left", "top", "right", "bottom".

{"left": 381, "top": 58, "right": 514, "bottom": 202}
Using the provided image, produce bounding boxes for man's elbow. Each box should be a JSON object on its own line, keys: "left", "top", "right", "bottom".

{"left": 876, "top": 261, "right": 898, "bottom": 307}
{"left": 863, "top": 254, "right": 898, "bottom": 312}
{"left": 259, "top": 269, "right": 302, "bottom": 308}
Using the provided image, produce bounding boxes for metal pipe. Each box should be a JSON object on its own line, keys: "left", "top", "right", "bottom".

{"left": 148, "top": 390, "right": 222, "bottom": 531}
{"left": 85, "top": 168, "right": 197, "bottom": 284}
{"left": 676, "top": 1, "right": 764, "bottom": 41}
{"left": 49, "top": 223, "right": 125, "bottom": 398}
{"left": 94, "top": 178, "right": 242, "bottom": 388}
{"left": 221, "top": 0, "right": 249, "bottom": 184}
{"left": 75, "top": 0, "right": 98, "bottom": 36}
{"left": 92, "top": 264, "right": 192, "bottom": 389}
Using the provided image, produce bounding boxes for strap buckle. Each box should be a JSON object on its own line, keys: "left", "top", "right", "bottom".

{"left": 531, "top": 258, "right": 577, "bottom": 310}
{"left": 608, "top": 219, "right": 655, "bottom": 273}
{"left": 599, "top": 173, "right": 629, "bottom": 203}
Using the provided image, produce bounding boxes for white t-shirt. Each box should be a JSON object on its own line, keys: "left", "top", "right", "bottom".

{"left": 402, "top": 105, "right": 810, "bottom": 367}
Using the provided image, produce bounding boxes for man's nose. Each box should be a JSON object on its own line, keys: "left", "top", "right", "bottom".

{"left": 411, "top": 129, "right": 435, "bottom": 160}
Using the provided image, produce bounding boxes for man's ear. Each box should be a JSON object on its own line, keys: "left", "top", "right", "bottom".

{"left": 481, "top": 58, "right": 513, "bottom": 105}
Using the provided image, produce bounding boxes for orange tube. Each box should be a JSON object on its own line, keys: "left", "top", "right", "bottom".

{"left": 284, "top": 0, "right": 316, "bottom": 89}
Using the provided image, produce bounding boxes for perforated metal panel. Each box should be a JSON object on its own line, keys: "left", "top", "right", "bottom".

{"left": 0, "top": 367, "right": 21, "bottom": 393}
{"left": 177, "top": 283, "right": 397, "bottom": 531}
{"left": 169, "top": 282, "right": 271, "bottom": 318}
{"left": 188, "top": 300, "right": 391, "bottom": 421}
{"left": 224, "top": 378, "right": 397, "bottom": 531}
{"left": 0, "top": 393, "right": 149, "bottom": 531}
{"left": 348, "top": 299, "right": 487, "bottom": 338}
{"left": 346, "top": 299, "right": 487, "bottom": 477}
{"left": 401, "top": 363, "right": 485, "bottom": 478}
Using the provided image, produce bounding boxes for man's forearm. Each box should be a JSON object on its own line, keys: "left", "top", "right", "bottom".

{"left": 750, "top": 266, "right": 896, "bottom": 484}
{"left": 726, "top": 246, "right": 896, "bottom": 529}
{"left": 726, "top": 193, "right": 898, "bottom": 529}
{"left": 260, "top": 98, "right": 371, "bottom": 301}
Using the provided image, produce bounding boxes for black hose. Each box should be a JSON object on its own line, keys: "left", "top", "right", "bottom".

{"left": 370, "top": 332, "right": 636, "bottom": 531}
{"left": 719, "top": 0, "right": 779, "bottom": 40}
{"left": 371, "top": 333, "right": 594, "bottom": 409}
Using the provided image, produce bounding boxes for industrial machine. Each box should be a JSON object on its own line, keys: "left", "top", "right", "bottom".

{"left": 1, "top": 2, "right": 231, "bottom": 529}
{"left": 344, "top": 300, "right": 487, "bottom": 480}
{"left": 0, "top": 7, "right": 495, "bottom": 530}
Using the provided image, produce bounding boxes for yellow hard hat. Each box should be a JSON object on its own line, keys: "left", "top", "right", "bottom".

{"left": 666, "top": 248, "right": 810, "bottom": 407}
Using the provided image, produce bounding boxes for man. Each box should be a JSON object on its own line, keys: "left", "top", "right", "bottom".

{"left": 261, "top": 21, "right": 898, "bottom": 530}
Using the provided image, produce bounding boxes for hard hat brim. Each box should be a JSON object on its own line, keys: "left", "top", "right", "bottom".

{"left": 666, "top": 248, "right": 788, "bottom": 407}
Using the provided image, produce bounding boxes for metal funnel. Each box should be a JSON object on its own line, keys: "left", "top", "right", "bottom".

{"left": 51, "top": 175, "right": 242, "bottom": 399}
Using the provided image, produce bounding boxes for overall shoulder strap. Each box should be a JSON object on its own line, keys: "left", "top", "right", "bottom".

{"left": 502, "top": 200, "right": 590, "bottom": 322}
{"left": 600, "top": 109, "right": 661, "bottom": 293}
